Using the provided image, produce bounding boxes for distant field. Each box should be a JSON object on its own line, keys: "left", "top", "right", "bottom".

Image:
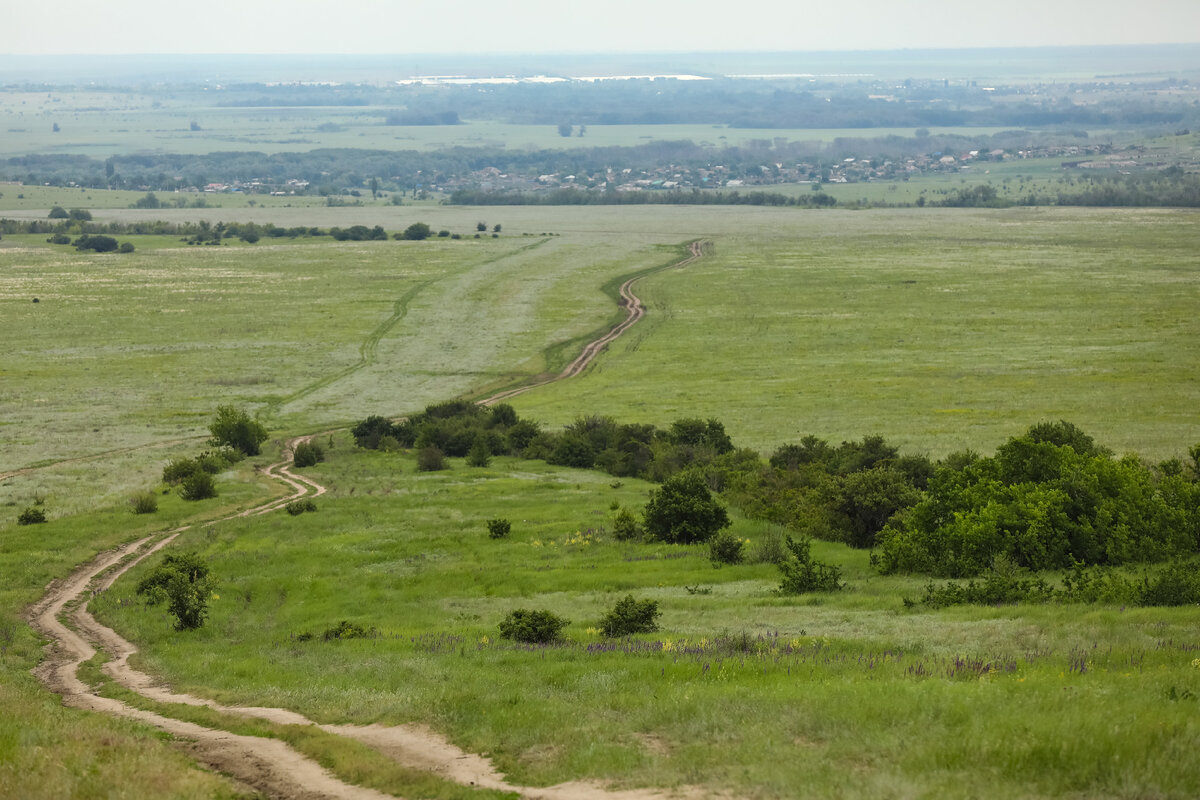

{"left": 0, "top": 90, "right": 1037, "bottom": 157}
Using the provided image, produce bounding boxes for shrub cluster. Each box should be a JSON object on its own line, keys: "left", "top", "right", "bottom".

{"left": 208, "top": 405, "right": 269, "bottom": 456}
{"left": 162, "top": 447, "right": 243, "bottom": 501}
{"left": 875, "top": 422, "right": 1200, "bottom": 577}
{"left": 916, "top": 556, "right": 1200, "bottom": 608}
{"left": 285, "top": 498, "right": 318, "bottom": 515}
{"left": 499, "top": 609, "right": 569, "bottom": 643}
{"left": 600, "top": 595, "right": 661, "bottom": 637}
{"left": 293, "top": 441, "right": 325, "bottom": 468}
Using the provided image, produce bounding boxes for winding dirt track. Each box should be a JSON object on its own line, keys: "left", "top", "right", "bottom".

{"left": 27, "top": 242, "right": 709, "bottom": 799}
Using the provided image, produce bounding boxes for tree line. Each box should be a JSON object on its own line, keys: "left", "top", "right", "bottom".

{"left": 351, "top": 404, "right": 1200, "bottom": 579}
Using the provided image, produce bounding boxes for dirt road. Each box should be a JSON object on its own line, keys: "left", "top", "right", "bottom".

{"left": 27, "top": 243, "right": 711, "bottom": 799}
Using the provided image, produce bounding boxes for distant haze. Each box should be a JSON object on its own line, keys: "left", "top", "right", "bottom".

{"left": 3, "top": 0, "right": 1199, "bottom": 56}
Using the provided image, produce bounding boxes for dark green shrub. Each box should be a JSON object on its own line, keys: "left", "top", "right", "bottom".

{"left": 600, "top": 595, "right": 661, "bottom": 637}
{"left": 401, "top": 222, "right": 431, "bottom": 240}
{"left": 416, "top": 446, "right": 447, "bottom": 472}
{"left": 74, "top": 234, "right": 119, "bottom": 253}
{"left": 179, "top": 471, "right": 217, "bottom": 501}
{"left": 487, "top": 518, "right": 511, "bottom": 539}
{"left": 643, "top": 470, "right": 731, "bottom": 544}
{"left": 467, "top": 437, "right": 491, "bottom": 467}
{"left": 917, "top": 557, "right": 1055, "bottom": 608}
{"left": 208, "top": 405, "right": 269, "bottom": 456}
{"left": 709, "top": 530, "right": 746, "bottom": 566}
{"left": 321, "top": 620, "right": 377, "bottom": 641}
{"left": 129, "top": 491, "right": 158, "bottom": 514}
{"left": 293, "top": 441, "right": 325, "bottom": 468}
{"left": 118, "top": 241, "right": 135, "bottom": 253}
{"left": 47, "top": 233, "right": 71, "bottom": 244}
{"left": 136, "top": 552, "right": 213, "bottom": 630}
{"left": 285, "top": 499, "right": 318, "bottom": 516}
{"left": 17, "top": 507, "right": 47, "bottom": 525}
{"left": 612, "top": 507, "right": 644, "bottom": 541}
{"left": 162, "top": 457, "right": 200, "bottom": 484}
{"left": 1138, "top": 559, "right": 1200, "bottom": 606}
{"left": 499, "top": 609, "right": 569, "bottom": 643}
{"left": 48, "top": 206, "right": 69, "bottom": 219}
{"left": 778, "top": 536, "right": 843, "bottom": 594}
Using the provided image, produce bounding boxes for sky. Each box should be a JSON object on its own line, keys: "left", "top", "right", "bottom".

{"left": 4, "top": 0, "right": 1199, "bottom": 55}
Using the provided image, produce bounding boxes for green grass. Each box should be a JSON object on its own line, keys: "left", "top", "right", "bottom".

{"left": 0, "top": 478, "right": 275, "bottom": 799}
{"left": 88, "top": 442, "right": 1200, "bottom": 799}
{"left": 511, "top": 207, "right": 1200, "bottom": 460}
{"left": 5, "top": 201, "right": 1200, "bottom": 797}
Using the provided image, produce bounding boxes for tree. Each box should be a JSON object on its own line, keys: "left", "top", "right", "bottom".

{"left": 557, "top": 122, "right": 573, "bottom": 137}
{"left": 499, "top": 609, "right": 568, "bottom": 643}
{"left": 476, "top": 221, "right": 487, "bottom": 232}
{"left": 118, "top": 241, "right": 135, "bottom": 253}
{"left": 643, "top": 470, "right": 731, "bottom": 544}
{"left": 492, "top": 223, "right": 502, "bottom": 233}
{"left": 208, "top": 405, "right": 269, "bottom": 456}
{"left": 136, "top": 552, "right": 213, "bottom": 630}
{"left": 48, "top": 206, "right": 69, "bottom": 219}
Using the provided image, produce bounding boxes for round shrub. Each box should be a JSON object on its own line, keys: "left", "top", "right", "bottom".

{"left": 129, "top": 491, "right": 158, "bottom": 514}
{"left": 709, "top": 530, "right": 746, "bottom": 566}
{"left": 293, "top": 441, "right": 325, "bottom": 468}
{"left": 487, "top": 518, "right": 511, "bottom": 539}
{"left": 499, "top": 609, "right": 569, "bottom": 644}
{"left": 600, "top": 595, "right": 660, "bottom": 637}
{"left": 179, "top": 471, "right": 217, "bottom": 501}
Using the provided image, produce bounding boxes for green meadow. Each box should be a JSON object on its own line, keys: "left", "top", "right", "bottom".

{"left": 2, "top": 202, "right": 1199, "bottom": 797}
{"left": 90, "top": 443, "right": 1200, "bottom": 799}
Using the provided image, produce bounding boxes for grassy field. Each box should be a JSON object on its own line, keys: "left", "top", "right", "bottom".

{"left": 508, "top": 207, "right": 1200, "bottom": 460}
{"left": 3, "top": 202, "right": 1199, "bottom": 798}
{"left": 89, "top": 442, "right": 1200, "bottom": 799}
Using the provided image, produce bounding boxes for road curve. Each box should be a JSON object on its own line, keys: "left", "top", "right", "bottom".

{"left": 27, "top": 240, "right": 711, "bottom": 800}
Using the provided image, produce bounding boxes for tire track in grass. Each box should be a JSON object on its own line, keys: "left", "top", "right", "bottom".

{"left": 266, "top": 237, "right": 552, "bottom": 417}
{"left": 480, "top": 240, "right": 706, "bottom": 406}
{"left": 29, "top": 241, "right": 714, "bottom": 799}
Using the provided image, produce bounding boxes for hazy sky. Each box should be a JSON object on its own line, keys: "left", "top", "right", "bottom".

{"left": 5, "top": 0, "right": 1199, "bottom": 55}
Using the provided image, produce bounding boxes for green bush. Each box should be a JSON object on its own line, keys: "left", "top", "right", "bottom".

{"left": 179, "top": 471, "right": 217, "bottom": 501}
{"left": 600, "top": 595, "right": 660, "bottom": 637}
{"left": 499, "top": 609, "right": 569, "bottom": 643}
{"left": 487, "top": 518, "right": 511, "bottom": 539}
{"left": 285, "top": 499, "right": 318, "bottom": 516}
{"left": 17, "top": 507, "right": 47, "bottom": 525}
{"left": 467, "top": 437, "right": 492, "bottom": 467}
{"left": 118, "top": 241, "right": 135, "bottom": 253}
{"left": 208, "top": 405, "right": 269, "bottom": 456}
{"left": 416, "top": 446, "right": 447, "bottom": 472}
{"left": 293, "top": 441, "right": 325, "bottom": 468}
{"left": 709, "top": 530, "right": 746, "bottom": 566}
{"left": 643, "top": 470, "right": 731, "bottom": 544}
{"left": 136, "top": 552, "right": 213, "bottom": 630}
{"left": 129, "top": 491, "right": 158, "bottom": 514}
{"left": 612, "top": 507, "right": 644, "bottom": 541}
{"left": 778, "top": 536, "right": 843, "bottom": 594}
